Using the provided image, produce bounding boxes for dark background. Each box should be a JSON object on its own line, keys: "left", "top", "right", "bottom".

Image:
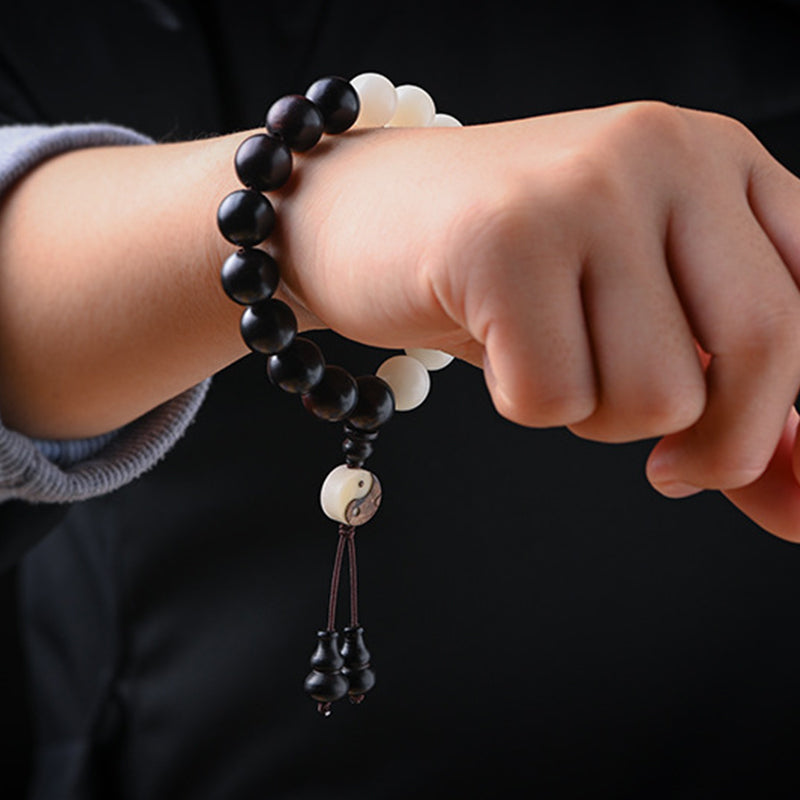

{"left": 2, "top": 1, "right": 800, "bottom": 798}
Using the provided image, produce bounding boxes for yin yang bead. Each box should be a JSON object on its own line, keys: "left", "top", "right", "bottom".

{"left": 404, "top": 347, "right": 454, "bottom": 371}
{"left": 320, "top": 465, "right": 382, "bottom": 526}
{"left": 376, "top": 355, "right": 431, "bottom": 411}
{"left": 218, "top": 74, "right": 463, "bottom": 714}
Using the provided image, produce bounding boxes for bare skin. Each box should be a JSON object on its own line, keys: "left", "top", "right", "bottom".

{"left": 1, "top": 101, "right": 800, "bottom": 540}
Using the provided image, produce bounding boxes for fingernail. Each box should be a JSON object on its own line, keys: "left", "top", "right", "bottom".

{"left": 654, "top": 481, "right": 703, "bottom": 499}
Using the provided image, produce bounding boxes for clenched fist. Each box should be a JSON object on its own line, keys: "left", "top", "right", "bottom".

{"left": 268, "top": 102, "right": 800, "bottom": 539}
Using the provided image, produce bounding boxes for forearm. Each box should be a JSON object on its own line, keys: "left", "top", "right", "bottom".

{"left": 0, "top": 128, "right": 308, "bottom": 439}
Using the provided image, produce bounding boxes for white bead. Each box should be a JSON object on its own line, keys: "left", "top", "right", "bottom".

{"left": 351, "top": 72, "right": 397, "bottom": 128}
{"left": 320, "top": 465, "right": 382, "bottom": 525}
{"left": 376, "top": 355, "right": 431, "bottom": 411}
{"left": 386, "top": 85, "right": 435, "bottom": 128}
{"left": 432, "top": 113, "right": 462, "bottom": 127}
{"left": 404, "top": 348, "right": 454, "bottom": 371}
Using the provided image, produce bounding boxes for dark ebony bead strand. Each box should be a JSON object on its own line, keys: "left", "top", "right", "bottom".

{"left": 220, "top": 248, "right": 280, "bottom": 305}
{"left": 240, "top": 298, "right": 297, "bottom": 354}
{"left": 302, "top": 366, "right": 359, "bottom": 422}
{"left": 266, "top": 94, "right": 324, "bottom": 152}
{"left": 267, "top": 337, "right": 325, "bottom": 393}
{"left": 234, "top": 133, "right": 293, "bottom": 192}
{"left": 305, "top": 76, "right": 361, "bottom": 134}
{"left": 217, "top": 189, "right": 275, "bottom": 247}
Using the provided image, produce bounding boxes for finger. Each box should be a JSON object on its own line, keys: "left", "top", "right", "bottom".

{"left": 477, "top": 215, "right": 597, "bottom": 427}
{"left": 648, "top": 202, "right": 800, "bottom": 494}
{"left": 746, "top": 145, "right": 800, "bottom": 287}
{"left": 569, "top": 222, "right": 705, "bottom": 443}
{"left": 721, "top": 408, "right": 800, "bottom": 542}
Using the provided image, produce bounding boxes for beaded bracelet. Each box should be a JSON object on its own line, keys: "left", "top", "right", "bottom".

{"left": 217, "top": 73, "right": 460, "bottom": 715}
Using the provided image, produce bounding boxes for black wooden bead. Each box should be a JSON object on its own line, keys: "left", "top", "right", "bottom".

{"left": 220, "top": 248, "right": 280, "bottom": 305}
{"left": 304, "top": 670, "right": 349, "bottom": 704}
{"left": 342, "top": 439, "right": 373, "bottom": 459}
{"left": 240, "top": 299, "right": 297, "bottom": 354}
{"left": 310, "top": 630, "right": 345, "bottom": 672}
{"left": 341, "top": 626, "right": 375, "bottom": 697}
{"left": 234, "top": 133, "right": 293, "bottom": 192}
{"left": 343, "top": 424, "right": 380, "bottom": 467}
{"left": 305, "top": 76, "right": 360, "bottom": 134}
{"left": 266, "top": 95, "right": 324, "bottom": 152}
{"left": 348, "top": 375, "right": 395, "bottom": 431}
{"left": 345, "top": 665, "right": 375, "bottom": 697}
{"left": 342, "top": 437, "right": 373, "bottom": 467}
{"left": 267, "top": 337, "right": 325, "bottom": 393}
{"left": 343, "top": 423, "right": 380, "bottom": 443}
{"left": 301, "top": 366, "right": 358, "bottom": 422}
{"left": 304, "top": 631, "right": 348, "bottom": 703}
{"left": 217, "top": 189, "right": 275, "bottom": 247}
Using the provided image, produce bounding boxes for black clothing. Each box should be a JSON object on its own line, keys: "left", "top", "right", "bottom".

{"left": 4, "top": 1, "right": 800, "bottom": 797}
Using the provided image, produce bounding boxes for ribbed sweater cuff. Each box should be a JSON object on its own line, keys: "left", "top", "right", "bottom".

{"left": 0, "top": 122, "right": 211, "bottom": 503}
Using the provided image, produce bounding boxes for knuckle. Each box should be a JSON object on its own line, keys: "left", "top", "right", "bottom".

{"left": 603, "top": 100, "right": 690, "bottom": 155}
{"left": 637, "top": 387, "right": 705, "bottom": 436}
{"left": 703, "top": 458, "right": 766, "bottom": 490}
{"left": 739, "top": 303, "right": 800, "bottom": 360}
{"left": 495, "top": 381, "right": 597, "bottom": 429}
{"left": 677, "top": 434, "right": 771, "bottom": 490}
{"left": 530, "top": 388, "right": 598, "bottom": 428}
{"left": 570, "top": 380, "right": 705, "bottom": 443}
{"left": 764, "top": 307, "right": 800, "bottom": 351}
{"left": 701, "top": 108, "right": 758, "bottom": 149}
{"left": 549, "top": 153, "right": 622, "bottom": 211}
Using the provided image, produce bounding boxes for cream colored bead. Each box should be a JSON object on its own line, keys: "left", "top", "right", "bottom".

{"left": 376, "top": 355, "right": 431, "bottom": 411}
{"left": 320, "top": 465, "right": 382, "bottom": 526}
{"left": 432, "top": 113, "right": 462, "bottom": 127}
{"left": 386, "top": 85, "right": 435, "bottom": 127}
{"left": 351, "top": 72, "right": 397, "bottom": 128}
{"left": 404, "top": 347, "right": 454, "bottom": 371}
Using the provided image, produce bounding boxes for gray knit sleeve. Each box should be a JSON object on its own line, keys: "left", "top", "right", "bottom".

{"left": 0, "top": 123, "right": 212, "bottom": 503}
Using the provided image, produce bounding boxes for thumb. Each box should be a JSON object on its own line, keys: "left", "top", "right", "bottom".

{"left": 704, "top": 409, "right": 800, "bottom": 542}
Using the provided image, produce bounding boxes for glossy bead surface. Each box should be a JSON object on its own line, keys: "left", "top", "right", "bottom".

{"left": 348, "top": 375, "right": 395, "bottom": 431}
{"left": 343, "top": 423, "right": 379, "bottom": 442}
{"left": 217, "top": 189, "right": 275, "bottom": 247}
{"left": 342, "top": 437, "right": 374, "bottom": 467}
{"left": 234, "top": 133, "right": 292, "bottom": 191}
{"left": 341, "top": 626, "right": 376, "bottom": 697}
{"left": 432, "top": 112, "right": 463, "bottom": 127}
{"left": 240, "top": 299, "right": 297, "bottom": 354}
{"left": 304, "top": 669, "right": 348, "bottom": 704}
{"left": 342, "top": 423, "right": 379, "bottom": 467}
{"left": 341, "top": 625, "right": 371, "bottom": 667}
{"left": 351, "top": 72, "right": 397, "bottom": 128}
{"left": 404, "top": 347, "right": 454, "bottom": 371}
{"left": 320, "top": 464, "right": 381, "bottom": 526}
{"left": 220, "top": 248, "right": 279, "bottom": 305}
{"left": 305, "top": 76, "right": 360, "bottom": 134}
{"left": 387, "top": 84, "right": 435, "bottom": 127}
{"left": 375, "top": 355, "right": 431, "bottom": 411}
{"left": 304, "top": 631, "right": 348, "bottom": 703}
{"left": 267, "top": 337, "right": 325, "bottom": 393}
{"left": 309, "top": 630, "right": 345, "bottom": 671}
{"left": 302, "top": 366, "right": 358, "bottom": 422}
{"left": 266, "top": 94, "right": 324, "bottom": 152}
